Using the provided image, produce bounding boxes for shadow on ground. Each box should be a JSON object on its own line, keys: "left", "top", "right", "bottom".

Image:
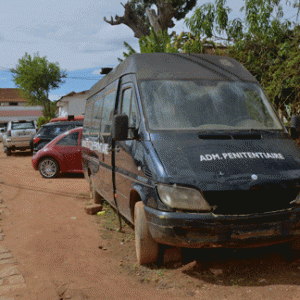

{"left": 170, "top": 244, "right": 300, "bottom": 287}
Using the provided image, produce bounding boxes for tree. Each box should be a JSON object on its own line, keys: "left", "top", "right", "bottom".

{"left": 104, "top": 0, "right": 197, "bottom": 38}
{"left": 11, "top": 53, "right": 66, "bottom": 121}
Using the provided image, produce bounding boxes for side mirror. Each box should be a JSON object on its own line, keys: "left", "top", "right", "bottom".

{"left": 287, "top": 126, "right": 299, "bottom": 139}
{"left": 289, "top": 115, "right": 300, "bottom": 139}
{"left": 111, "top": 114, "right": 128, "bottom": 141}
{"left": 291, "top": 115, "right": 300, "bottom": 130}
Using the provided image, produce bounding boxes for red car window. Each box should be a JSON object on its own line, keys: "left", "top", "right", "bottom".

{"left": 56, "top": 132, "right": 79, "bottom": 146}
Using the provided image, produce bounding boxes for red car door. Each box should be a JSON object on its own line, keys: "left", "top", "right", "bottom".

{"left": 55, "top": 131, "right": 82, "bottom": 172}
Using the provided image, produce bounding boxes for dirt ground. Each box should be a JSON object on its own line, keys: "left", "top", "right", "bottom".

{"left": 0, "top": 149, "right": 300, "bottom": 299}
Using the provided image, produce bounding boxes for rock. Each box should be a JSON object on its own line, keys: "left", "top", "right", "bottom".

{"left": 209, "top": 268, "right": 223, "bottom": 276}
{"left": 84, "top": 204, "right": 103, "bottom": 215}
{"left": 180, "top": 260, "right": 197, "bottom": 273}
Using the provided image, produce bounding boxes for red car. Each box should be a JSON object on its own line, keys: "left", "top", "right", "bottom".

{"left": 32, "top": 127, "right": 83, "bottom": 178}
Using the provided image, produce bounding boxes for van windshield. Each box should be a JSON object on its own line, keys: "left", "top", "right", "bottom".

{"left": 139, "top": 80, "right": 283, "bottom": 130}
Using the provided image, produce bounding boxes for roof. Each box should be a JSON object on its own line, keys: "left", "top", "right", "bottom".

{"left": 0, "top": 110, "right": 42, "bottom": 117}
{"left": 42, "top": 120, "right": 83, "bottom": 127}
{"left": 0, "top": 88, "right": 27, "bottom": 103}
{"left": 57, "top": 90, "right": 89, "bottom": 103}
{"left": 50, "top": 115, "right": 84, "bottom": 122}
{"left": 88, "top": 53, "right": 257, "bottom": 98}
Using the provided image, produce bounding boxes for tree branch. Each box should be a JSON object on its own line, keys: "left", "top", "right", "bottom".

{"left": 103, "top": 2, "right": 150, "bottom": 38}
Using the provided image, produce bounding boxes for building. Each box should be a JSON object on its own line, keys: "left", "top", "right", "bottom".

{"left": 57, "top": 91, "right": 88, "bottom": 117}
{"left": 0, "top": 88, "right": 43, "bottom": 127}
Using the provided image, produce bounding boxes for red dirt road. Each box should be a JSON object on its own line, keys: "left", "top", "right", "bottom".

{"left": 0, "top": 151, "right": 183, "bottom": 299}
{"left": 1, "top": 150, "right": 300, "bottom": 300}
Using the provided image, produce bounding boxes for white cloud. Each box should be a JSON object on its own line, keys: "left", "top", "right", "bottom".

{"left": 0, "top": 0, "right": 139, "bottom": 71}
{"left": 92, "top": 69, "right": 102, "bottom": 75}
{"left": 49, "top": 94, "right": 64, "bottom": 101}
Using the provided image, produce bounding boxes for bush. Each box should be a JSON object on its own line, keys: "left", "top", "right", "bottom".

{"left": 36, "top": 116, "right": 50, "bottom": 128}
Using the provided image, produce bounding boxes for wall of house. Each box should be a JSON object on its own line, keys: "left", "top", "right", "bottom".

{"left": 0, "top": 102, "right": 26, "bottom": 106}
{"left": 59, "top": 103, "right": 69, "bottom": 117}
{"left": 58, "top": 96, "right": 86, "bottom": 117}
{"left": 0, "top": 106, "right": 43, "bottom": 123}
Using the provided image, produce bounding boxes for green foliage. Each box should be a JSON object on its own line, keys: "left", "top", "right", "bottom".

{"left": 118, "top": 42, "right": 138, "bottom": 62}
{"left": 184, "top": 0, "right": 232, "bottom": 38}
{"left": 36, "top": 116, "right": 49, "bottom": 128}
{"left": 139, "top": 27, "right": 178, "bottom": 53}
{"left": 36, "top": 101, "right": 57, "bottom": 128}
{"left": 10, "top": 52, "right": 66, "bottom": 120}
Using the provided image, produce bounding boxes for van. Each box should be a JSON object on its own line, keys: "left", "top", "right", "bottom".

{"left": 82, "top": 53, "right": 300, "bottom": 265}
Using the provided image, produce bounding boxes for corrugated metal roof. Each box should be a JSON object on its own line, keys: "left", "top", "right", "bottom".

{"left": 88, "top": 53, "right": 257, "bottom": 99}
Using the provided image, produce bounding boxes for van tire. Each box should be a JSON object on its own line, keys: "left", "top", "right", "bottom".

{"left": 134, "top": 201, "right": 159, "bottom": 265}
{"left": 89, "top": 177, "right": 103, "bottom": 204}
{"left": 290, "top": 237, "right": 300, "bottom": 251}
{"left": 6, "top": 147, "right": 12, "bottom": 156}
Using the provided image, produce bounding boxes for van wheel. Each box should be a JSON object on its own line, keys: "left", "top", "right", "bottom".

{"left": 134, "top": 201, "right": 159, "bottom": 265}
{"left": 89, "top": 177, "right": 103, "bottom": 204}
{"left": 6, "top": 147, "right": 12, "bottom": 156}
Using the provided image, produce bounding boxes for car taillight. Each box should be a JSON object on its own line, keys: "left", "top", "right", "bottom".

{"left": 33, "top": 137, "right": 40, "bottom": 144}
{"left": 7, "top": 130, "right": 11, "bottom": 136}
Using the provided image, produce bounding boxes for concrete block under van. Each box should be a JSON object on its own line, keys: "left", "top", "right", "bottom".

{"left": 82, "top": 53, "right": 300, "bottom": 265}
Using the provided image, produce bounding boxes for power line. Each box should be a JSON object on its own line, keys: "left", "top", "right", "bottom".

{"left": 66, "top": 77, "right": 100, "bottom": 80}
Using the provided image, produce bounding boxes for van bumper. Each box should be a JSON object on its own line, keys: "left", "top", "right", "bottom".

{"left": 144, "top": 206, "right": 300, "bottom": 248}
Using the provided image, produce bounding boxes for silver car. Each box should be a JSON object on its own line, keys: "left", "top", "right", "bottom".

{"left": 0, "top": 128, "right": 6, "bottom": 142}
{"left": 3, "top": 120, "right": 37, "bottom": 156}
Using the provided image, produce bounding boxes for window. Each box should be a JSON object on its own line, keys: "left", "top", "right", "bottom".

{"left": 121, "top": 88, "right": 138, "bottom": 128}
{"left": 83, "top": 102, "right": 93, "bottom": 136}
{"left": 139, "top": 80, "right": 283, "bottom": 130}
{"left": 90, "top": 97, "right": 104, "bottom": 136}
{"left": 56, "top": 132, "right": 79, "bottom": 146}
{"left": 101, "top": 90, "right": 117, "bottom": 134}
{"left": 42, "top": 125, "right": 69, "bottom": 136}
{"left": 12, "top": 121, "right": 35, "bottom": 130}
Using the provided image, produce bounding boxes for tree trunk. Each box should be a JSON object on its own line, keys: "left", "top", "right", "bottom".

{"left": 146, "top": 8, "right": 162, "bottom": 34}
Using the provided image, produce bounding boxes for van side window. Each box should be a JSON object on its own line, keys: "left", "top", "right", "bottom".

{"left": 83, "top": 103, "right": 93, "bottom": 137}
{"left": 101, "top": 90, "right": 117, "bottom": 134}
{"left": 90, "top": 97, "right": 104, "bottom": 136}
{"left": 121, "top": 88, "right": 137, "bottom": 128}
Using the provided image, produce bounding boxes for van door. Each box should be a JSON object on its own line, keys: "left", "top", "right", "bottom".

{"left": 114, "top": 82, "right": 141, "bottom": 222}
{"left": 96, "top": 84, "right": 118, "bottom": 204}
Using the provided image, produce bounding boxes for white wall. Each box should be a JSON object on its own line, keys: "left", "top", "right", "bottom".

{"left": 0, "top": 106, "right": 43, "bottom": 123}
{"left": 58, "top": 95, "right": 87, "bottom": 117}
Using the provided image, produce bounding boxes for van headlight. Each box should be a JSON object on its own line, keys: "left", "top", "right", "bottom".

{"left": 156, "top": 184, "right": 211, "bottom": 211}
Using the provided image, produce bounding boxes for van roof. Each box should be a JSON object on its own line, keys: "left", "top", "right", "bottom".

{"left": 88, "top": 53, "right": 257, "bottom": 98}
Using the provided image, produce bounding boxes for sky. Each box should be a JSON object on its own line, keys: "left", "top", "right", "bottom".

{"left": 0, "top": 0, "right": 298, "bottom": 101}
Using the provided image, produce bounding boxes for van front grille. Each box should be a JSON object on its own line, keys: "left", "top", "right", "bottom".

{"left": 143, "top": 168, "right": 152, "bottom": 179}
{"left": 203, "top": 188, "right": 299, "bottom": 215}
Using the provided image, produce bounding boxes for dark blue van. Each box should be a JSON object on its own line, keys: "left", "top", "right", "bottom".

{"left": 82, "top": 53, "right": 300, "bottom": 264}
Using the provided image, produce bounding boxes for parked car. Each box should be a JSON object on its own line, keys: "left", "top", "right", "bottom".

{"left": 32, "top": 127, "right": 83, "bottom": 178}
{"left": 3, "top": 120, "right": 37, "bottom": 156}
{"left": 0, "top": 127, "right": 6, "bottom": 142}
{"left": 31, "top": 120, "right": 83, "bottom": 153}
{"left": 82, "top": 53, "right": 300, "bottom": 265}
